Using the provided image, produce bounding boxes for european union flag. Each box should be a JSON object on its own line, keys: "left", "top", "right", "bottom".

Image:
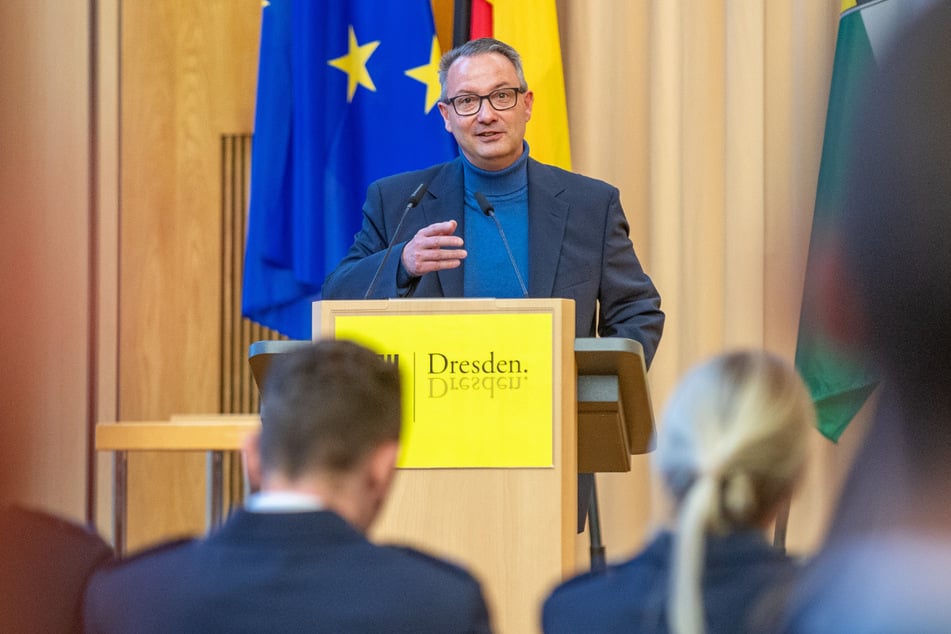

{"left": 243, "top": 0, "right": 456, "bottom": 338}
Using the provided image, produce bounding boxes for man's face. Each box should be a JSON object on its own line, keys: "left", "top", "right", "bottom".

{"left": 438, "top": 52, "right": 534, "bottom": 171}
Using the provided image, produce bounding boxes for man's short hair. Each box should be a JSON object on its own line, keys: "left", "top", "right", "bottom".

{"left": 438, "top": 37, "right": 528, "bottom": 99}
{"left": 258, "top": 339, "right": 401, "bottom": 478}
{"left": 838, "top": 1, "right": 951, "bottom": 406}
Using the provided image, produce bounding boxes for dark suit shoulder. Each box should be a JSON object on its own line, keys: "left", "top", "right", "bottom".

{"left": 378, "top": 545, "right": 492, "bottom": 632}
{"left": 385, "top": 544, "right": 482, "bottom": 583}
{"left": 548, "top": 568, "right": 605, "bottom": 594}
{"left": 93, "top": 537, "right": 194, "bottom": 574}
{"left": 543, "top": 564, "right": 633, "bottom": 612}
{"left": 528, "top": 158, "right": 618, "bottom": 196}
{"left": 371, "top": 160, "right": 457, "bottom": 194}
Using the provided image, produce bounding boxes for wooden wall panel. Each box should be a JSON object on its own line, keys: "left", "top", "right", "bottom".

{"left": 96, "top": 0, "right": 121, "bottom": 539}
{"left": 119, "top": 0, "right": 260, "bottom": 550}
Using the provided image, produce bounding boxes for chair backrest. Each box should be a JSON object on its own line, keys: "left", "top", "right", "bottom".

{"left": 0, "top": 505, "right": 114, "bottom": 633}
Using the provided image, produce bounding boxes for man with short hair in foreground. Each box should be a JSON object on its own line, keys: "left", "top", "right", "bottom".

{"left": 84, "top": 339, "right": 491, "bottom": 633}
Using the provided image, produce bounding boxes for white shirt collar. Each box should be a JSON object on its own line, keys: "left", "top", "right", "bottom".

{"left": 245, "top": 490, "right": 324, "bottom": 513}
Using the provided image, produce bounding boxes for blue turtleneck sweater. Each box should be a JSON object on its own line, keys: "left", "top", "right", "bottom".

{"left": 461, "top": 144, "right": 530, "bottom": 298}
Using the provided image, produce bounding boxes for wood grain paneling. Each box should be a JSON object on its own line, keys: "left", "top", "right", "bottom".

{"left": 96, "top": 0, "right": 120, "bottom": 539}
{"left": 119, "top": 0, "right": 260, "bottom": 550}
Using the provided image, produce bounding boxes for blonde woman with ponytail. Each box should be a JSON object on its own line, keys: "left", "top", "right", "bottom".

{"left": 542, "top": 350, "right": 815, "bottom": 633}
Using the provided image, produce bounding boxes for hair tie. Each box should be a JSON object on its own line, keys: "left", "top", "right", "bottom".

{"left": 722, "top": 470, "right": 756, "bottom": 525}
{"left": 698, "top": 461, "right": 723, "bottom": 483}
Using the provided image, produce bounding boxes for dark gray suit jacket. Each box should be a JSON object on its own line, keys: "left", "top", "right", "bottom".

{"left": 542, "top": 530, "right": 797, "bottom": 633}
{"left": 83, "top": 510, "right": 491, "bottom": 633}
{"left": 321, "top": 157, "right": 664, "bottom": 367}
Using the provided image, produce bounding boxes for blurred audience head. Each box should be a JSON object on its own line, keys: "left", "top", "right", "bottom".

{"left": 245, "top": 339, "right": 402, "bottom": 531}
{"left": 1, "top": 505, "right": 112, "bottom": 632}
{"left": 655, "top": 350, "right": 815, "bottom": 633}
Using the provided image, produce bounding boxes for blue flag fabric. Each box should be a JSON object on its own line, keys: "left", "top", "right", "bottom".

{"left": 243, "top": 0, "right": 456, "bottom": 338}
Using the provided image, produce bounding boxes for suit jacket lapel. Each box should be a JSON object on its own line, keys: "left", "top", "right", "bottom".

{"left": 527, "top": 159, "right": 569, "bottom": 297}
{"left": 417, "top": 158, "right": 465, "bottom": 297}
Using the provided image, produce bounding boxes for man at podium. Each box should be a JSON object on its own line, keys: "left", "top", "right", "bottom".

{"left": 321, "top": 37, "right": 664, "bottom": 368}
{"left": 84, "top": 341, "right": 491, "bottom": 633}
{"left": 323, "top": 37, "right": 664, "bottom": 533}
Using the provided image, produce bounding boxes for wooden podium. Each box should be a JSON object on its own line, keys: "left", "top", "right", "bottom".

{"left": 308, "top": 298, "right": 654, "bottom": 634}
{"left": 316, "top": 298, "right": 574, "bottom": 634}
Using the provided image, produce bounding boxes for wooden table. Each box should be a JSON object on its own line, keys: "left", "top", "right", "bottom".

{"left": 95, "top": 414, "right": 260, "bottom": 553}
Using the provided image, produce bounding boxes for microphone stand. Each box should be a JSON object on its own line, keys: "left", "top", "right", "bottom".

{"left": 473, "top": 191, "right": 528, "bottom": 297}
{"left": 364, "top": 182, "right": 428, "bottom": 299}
{"left": 588, "top": 476, "right": 607, "bottom": 572}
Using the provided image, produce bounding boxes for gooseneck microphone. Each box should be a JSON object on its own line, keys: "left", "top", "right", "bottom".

{"left": 474, "top": 191, "right": 528, "bottom": 298}
{"left": 363, "top": 182, "right": 429, "bottom": 299}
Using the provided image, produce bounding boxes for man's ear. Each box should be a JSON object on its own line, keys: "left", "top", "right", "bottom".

{"left": 367, "top": 440, "right": 399, "bottom": 496}
{"left": 242, "top": 430, "right": 263, "bottom": 492}
{"left": 437, "top": 101, "right": 452, "bottom": 132}
{"left": 522, "top": 89, "right": 534, "bottom": 121}
{"left": 816, "top": 237, "right": 867, "bottom": 347}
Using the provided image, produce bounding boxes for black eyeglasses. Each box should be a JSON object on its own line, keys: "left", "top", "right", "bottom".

{"left": 443, "top": 87, "right": 524, "bottom": 116}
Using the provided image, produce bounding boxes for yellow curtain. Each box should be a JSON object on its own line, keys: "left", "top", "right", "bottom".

{"left": 556, "top": 0, "right": 867, "bottom": 561}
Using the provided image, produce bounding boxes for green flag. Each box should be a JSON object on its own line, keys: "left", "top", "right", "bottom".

{"left": 796, "top": 0, "right": 938, "bottom": 441}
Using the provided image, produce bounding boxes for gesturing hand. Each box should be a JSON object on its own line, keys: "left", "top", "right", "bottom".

{"left": 401, "top": 220, "right": 467, "bottom": 277}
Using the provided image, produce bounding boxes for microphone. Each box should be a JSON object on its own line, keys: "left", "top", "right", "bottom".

{"left": 474, "top": 191, "right": 528, "bottom": 297}
{"left": 364, "top": 182, "right": 429, "bottom": 299}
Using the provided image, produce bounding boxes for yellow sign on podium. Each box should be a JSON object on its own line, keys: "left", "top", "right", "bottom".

{"left": 334, "top": 312, "right": 553, "bottom": 468}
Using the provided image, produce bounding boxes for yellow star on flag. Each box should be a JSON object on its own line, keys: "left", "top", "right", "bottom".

{"left": 327, "top": 26, "right": 380, "bottom": 102}
{"left": 404, "top": 36, "right": 443, "bottom": 114}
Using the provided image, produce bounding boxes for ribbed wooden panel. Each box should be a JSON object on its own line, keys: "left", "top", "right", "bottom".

{"left": 220, "top": 133, "right": 285, "bottom": 507}
{"left": 220, "top": 133, "right": 283, "bottom": 417}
